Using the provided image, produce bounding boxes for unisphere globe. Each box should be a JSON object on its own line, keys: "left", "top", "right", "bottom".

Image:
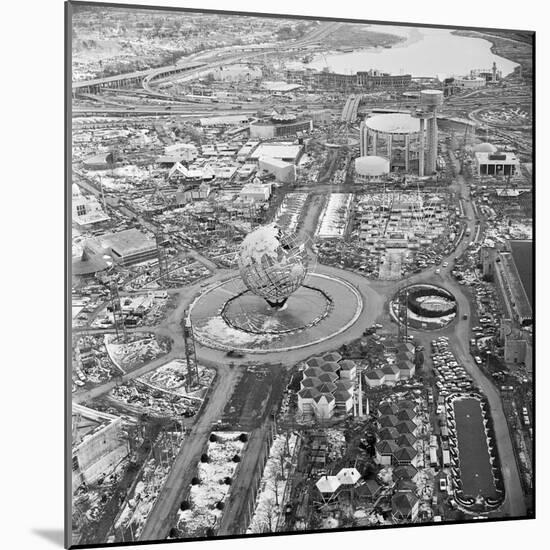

{"left": 238, "top": 223, "right": 308, "bottom": 308}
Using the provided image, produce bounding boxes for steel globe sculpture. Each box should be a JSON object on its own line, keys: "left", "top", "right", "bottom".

{"left": 238, "top": 223, "right": 309, "bottom": 308}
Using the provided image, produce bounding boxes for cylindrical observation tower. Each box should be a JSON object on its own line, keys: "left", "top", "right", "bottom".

{"left": 418, "top": 89, "right": 443, "bottom": 175}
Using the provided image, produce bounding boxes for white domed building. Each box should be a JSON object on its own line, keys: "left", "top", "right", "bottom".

{"left": 354, "top": 155, "right": 390, "bottom": 183}
{"left": 472, "top": 142, "right": 498, "bottom": 154}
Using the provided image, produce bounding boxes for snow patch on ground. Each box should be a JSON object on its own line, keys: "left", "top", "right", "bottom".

{"left": 176, "top": 432, "right": 247, "bottom": 537}
{"left": 195, "top": 316, "right": 278, "bottom": 347}
{"left": 316, "top": 194, "right": 352, "bottom": 238}
{"left": 114, "top": 432, "right": 184, "bottom": 540}
{"left": 140, "top": 359, "right": 215, "bottom": 400}
{"left": 248, "top": 433, "right": 298, "bottom": 534}
{"left": 105, "top": 333, "right": 164, "bottom": 373}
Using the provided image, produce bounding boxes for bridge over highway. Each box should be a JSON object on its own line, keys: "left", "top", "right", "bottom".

{"left": 341, "top": 94, "right": 363, "bottom": 122}
{"left": 72, "top": 62, "right": 206, "bottom": 96}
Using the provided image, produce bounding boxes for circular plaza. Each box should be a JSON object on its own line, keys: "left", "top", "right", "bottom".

{"left": 222, "top": 284, "right": 332, "bottom": 335}
{"left": 189, "top": 269, "right": 364, "bottom": 354}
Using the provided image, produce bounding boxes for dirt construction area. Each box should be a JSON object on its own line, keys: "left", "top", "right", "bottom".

{"left": 221, "top": 366, "right": 289, "bottom": 431}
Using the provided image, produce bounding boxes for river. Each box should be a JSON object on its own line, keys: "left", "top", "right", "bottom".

{"left": 295, "top": 25, "right": 518, "bottom": 79}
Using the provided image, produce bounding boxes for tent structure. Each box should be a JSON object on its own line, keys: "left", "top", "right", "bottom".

{"left": 316, "top": 475, "right": 341, "bottom": 498}
{"left": 336, "top": 468, "right": 361, "bottom": 486}
{"left": 168, "top": 162, "right": 189, "bottom": 179}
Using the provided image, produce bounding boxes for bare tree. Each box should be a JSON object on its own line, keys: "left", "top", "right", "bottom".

{"left": 261, "top": 498, "right": 277, "bottom": 533}
{"left": 271, "top": 474, "right": 282, "bottom": 507}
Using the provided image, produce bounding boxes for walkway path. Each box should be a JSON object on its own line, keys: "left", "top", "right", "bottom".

{"left": 217, "top": 423, "right": 269, "bottom": 536}
{"left": 139, "top": 364, "right": 242, "bottom": 541}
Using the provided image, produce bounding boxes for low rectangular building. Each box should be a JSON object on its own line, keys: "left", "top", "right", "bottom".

{"left": 494, "top": 251, "right": 532, "bottom": 325}
{"left": 86, "top": 228, "right": 157, "bottom": 266}
{"left": 239, "top": 182, "right": 272, "bottom": 202}
{"left": 250, "top": 143, "right": 303, "bottom": 164}
{"left": 249, "top": 119, "right": 312, "bottom": 140}
{"left": 475, "top": 152, "right": 519, "bottom": 177}
{"left": 72, "top": 194, "right": 110, "bottom": 227}
{"left": 286, "top": 69, "right": 412, "bottom": 90}
{"left": 258, "top": 156, "right": 296, "bottom": 183}
{"left": 176, "top": 182, "right": 212, "bottom": 204}
{"left": 200, "top": 114, "right": 251, "bottom": 126}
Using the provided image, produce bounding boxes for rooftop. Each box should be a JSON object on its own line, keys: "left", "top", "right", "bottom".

{"left": 94, "top": 228, "right": 156, "bottom": 256}
{"left": 376, "top": 440, "right": 398, "bottom": 454}
{"left": 393, "top": 464, "right": 419, "bottom": 480}
{"left": 316, "top": 475, "right": 341, "bottom": 494}
{"left": 379, "top": 414, "right": 399, "bottom": 427}
{"left": 396, "top": 420, "right": 417, "bottom": 434}
{"left": 335, "top": 379, "right": 354, "bottom": 392}
{"left": 365, "top": 113, "right": 421, "bottom": 135}
{"left": 475, "top": 151, "right": 519, "bottom": 164}
{"left": 338, "top": 359, "right": 356, "bottom": 370}
{"left": 72, "top": 404, "right": 119, "bottom": 449}
{"left": 393, "top": 446, "right": 417, "bottom": 461}
{"left": 303, "top": 367, "right": 322, "bottom": 378}
{"left": 319, "top": 361, "right": 340, "bottom": 373}
{"left": 318, "top": 372, "right": 338, "bottom": 383}
{"left": 365, "top": 369, "right": 385, "bottom": 380}
{"left": 250, "top": 143, "right": 302, "bottom": 161}
{"left": 258, "top": 156, "right": 294, "bottom": 169}
{"left": 378, "top": 402, "right": 399, "bottom": 416}
{"left": 378, "top": 427, "right": 399, "bottom": 441}
{"left": 200, "top": 114, "right": 250, "bottom": 126}
{"left": 357, "top": 478, "right": 383, "bottom": 497}
{"left": 355, "top": 155, "right": 390, "bottom": 176}
{"left": 336, "top": 468, "right": 361, "bottom": 485}
{"left": 298, "top": 387, "right": 320, "bottom": 399}
{"left": 392, "top": 491, "right": 418, "bottom": 516}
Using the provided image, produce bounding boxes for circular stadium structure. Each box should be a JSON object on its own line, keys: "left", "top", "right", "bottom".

{"left": 354, "top": 155, "right": 390, "bottom": 182}
{"left": 365, "top": 113, "right": 421, "bottom": 135}
{"left": 391, "top": 284, "right": 457, "bottom": 330}
{"left": 359, "top": 113, "right": 424, "bottom": 173}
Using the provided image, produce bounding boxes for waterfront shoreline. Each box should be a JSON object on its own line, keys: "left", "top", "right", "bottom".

{"left": 301, "top": 28, "right": 518, "bottom": 77}
{"left": 451, "top": 29, "right": 532, "bottom": 77}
